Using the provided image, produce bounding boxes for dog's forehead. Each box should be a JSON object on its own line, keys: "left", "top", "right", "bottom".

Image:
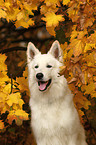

{"left": 34, "top": 53, "right": 56, "bottom": 64}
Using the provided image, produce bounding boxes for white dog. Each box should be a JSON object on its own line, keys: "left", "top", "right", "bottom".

{"left": 27, "top": 41, "right": 87, "bottom": 145}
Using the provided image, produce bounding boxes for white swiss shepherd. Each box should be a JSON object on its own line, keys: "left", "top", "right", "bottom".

{"left": 27, "top": 40, "right": 87, "bottom": 145}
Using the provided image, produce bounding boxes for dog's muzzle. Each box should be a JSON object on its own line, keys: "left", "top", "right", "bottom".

{"left": 36, "top": 73, "right": 52, "bottom": 91}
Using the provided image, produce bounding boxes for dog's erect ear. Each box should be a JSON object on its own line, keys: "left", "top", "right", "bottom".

{"left": 27, "top": 42, "right": 40, "bottom": 62}
{"left": 48, "top": 40, "right": 63, "bottom": 62}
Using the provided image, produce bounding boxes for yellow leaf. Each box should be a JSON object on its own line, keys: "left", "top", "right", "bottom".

{"left": 7, "top": 94, "right": 18, "bottom": 106}
{"left": 17, "top": 12, "right": 24, "bottom": 21}
{"left": 85, "top": 52, "right": 96, "bottom": 67}
{"left": 45, "top": 0, "right": 60, "bottom": 6}
{"left": 73, "top": 40, "right": 83, "bottom": 57}
{"left": 63, "top": 0, "right": 70, "bottom": 5}
{"left": 23, "top": 2, "right": 36, "bottom": 15}
{"left": 7, "top": 92, "right": 23, "bottom": 107}
{"left": 67, "top": 49, "right": 73, "bottom": 58}
{"left": 0, "top": 92, "right": 7, "bottom": 102}
{"left": 0, "top": 9, "right": 7, "bottom": 18}
{"left": 87, "top": 31, "right": 96, "bottom": 44}
{"left": 27, "top": 19, "right": 34, "bottom": 26}
{"left": 15, "top": 18, "right": 34, "bottom": 28}
{"left": 1, "top": 103, "right": 10, "bottom": 113}
{"left": 0, "top": 54, "right": 7, "bottom": 70}
{"left": 15, "top": 109, "right": 29, "bottom": 120}
{"left": 6, "top": 8, "right": 20, "bottom": 21}
{"left": 41, "top": 5, "right": 57, "bottom": 14}
{"left": 84, "top": 43, "right": 95, "bottom": 52}
{"left": 42, "top": 12, "right": 64, "bottom": 27}
{"left": 24, "top": 2, "right": 37, "bottom": 11}
{"left": 16, "top": 77, "right": 29, "bottom": 94}
{"left": 12, "top": 104, "right": 20, "bottom": 110}
{"left": 5, "top": 2, "right": 11, "bottom": 9}
{"left": 77, "top": 30, "right": 87, "bottom": 39}
{"left": 3, "top": 83, "right": 11, "bottom": 94}
{"left": 91, "top": 92, "right": 96, "bottom": 98}
{"left": 8, "top": 109, "right": 28, "bottom": 125}
{"left": 70, "top": 30, "right": 78, "bottom": 40}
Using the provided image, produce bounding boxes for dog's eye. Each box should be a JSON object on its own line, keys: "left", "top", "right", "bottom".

{"left": 35, "top": 65, "right": 39, "bottom": 69}
{"left": 47, "top": 65, "right": 52, "bottom": 68}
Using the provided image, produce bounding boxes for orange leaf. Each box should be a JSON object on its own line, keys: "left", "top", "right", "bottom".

{"left": 0, "top": 120, "right": 4, "bottom": 130}
{"left": 46, "top": 26, "right": 56, "bottom": 36}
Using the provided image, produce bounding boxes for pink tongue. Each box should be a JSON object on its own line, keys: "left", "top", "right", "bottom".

{"left": 39, "top": 82, "right": 48, "bottom": 91}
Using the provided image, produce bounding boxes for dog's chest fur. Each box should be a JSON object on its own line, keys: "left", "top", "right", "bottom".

{"left": 30, "top": 90, "right": 79, "bottom": 144}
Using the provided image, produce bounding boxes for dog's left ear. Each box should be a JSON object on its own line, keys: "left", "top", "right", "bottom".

{"left": 48, "top": 40, "right": 63, "bottom": 62}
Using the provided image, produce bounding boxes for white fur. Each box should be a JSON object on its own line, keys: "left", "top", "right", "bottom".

{"left": 27, "top": 41, "right": 87, "bottom": 145}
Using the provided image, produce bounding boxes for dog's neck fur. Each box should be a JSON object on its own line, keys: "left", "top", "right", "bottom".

{"left": 29, "top": 75, "right": 73, "bottom": 107}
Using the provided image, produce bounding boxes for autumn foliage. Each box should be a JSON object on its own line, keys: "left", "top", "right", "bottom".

{"left": 0, "top": 0, "right": 96, "bottom": 144}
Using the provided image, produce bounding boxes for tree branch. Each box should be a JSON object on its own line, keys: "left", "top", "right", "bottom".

{"left": 0, "top": 47, "right": 27, "bottom": 54}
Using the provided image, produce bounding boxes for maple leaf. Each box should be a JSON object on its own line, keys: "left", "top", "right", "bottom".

{"left": 17, "top": 12, "right": 24, "bottom": 21}
{"left": 16, "top": 77, "right": 29, "bottom": 94}
{"left": 71, "top": 39, "right": 84, "bottom": 57}
{"left": 5, "top": 2, "right": 11, "bottom": 9}
{"left": 23, "top": 2, "right": 37, "bottom": 15}
{"left": 42, "top": 12, "right": 64, "bottom": 27}
{"left": 15, "top": 109, "right": 29, "bottom": 120}
{"left": 6, "top": 8, "right": 20, "bottom": 22}
{"left": 46, "top": 26, "right": 56, "bottom": 36}
{"left": 70, "top": 29, "right": 78, "bottom": 40}
{"left": 8, "top": 110, "right": 29, "bottom": 126}
{"left": 7, "top": 110, "right": 17, "bottom": 125}
{"left": 84, "top": 82, "right": 95, "bottom": 95}
{"left": 0, "top": 9, "right": 7, "bottom": 18}
{"left": 0, "top": 54, "right": 7, "bottom": 71}
{"left": 63, "top": 0, "right": 70, "bottom": 5}
{"left": 73, "top": 91, "right": 91, "bottom": 110}
{"left": 23, "top": 67, "right": 28, "bottom": 78}
{"left": 7, "top": 92, "right": 24, "bottom": 107}
{"left": 15, "top": 18, "right": 34, "bottom": 28}
{"left": 0, "top": 120, "right": 4, "bottom": 130}
{"left": 87, "top": 31, "right": 96, "bottom": 44}
{"left": 45, "top": 0, "right": 60, "bottom": 6}
{"left": 41, "top": 4, "right": 58, "bottom": 15}
{"left": 16, "top": 67, "right": 29, "bottom": 95}
{"left": 59, "top": 66, "right": 66, "bottom": 76}
{"left": 3, "top": 83, "right": 11, "bottom": 94}
{"left": 84, "top": 43, "right": 95, "bottom": 52}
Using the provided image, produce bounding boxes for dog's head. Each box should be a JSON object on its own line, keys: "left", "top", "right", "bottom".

{"left": 27, "top": 40, "right": 63, "bottom": 92}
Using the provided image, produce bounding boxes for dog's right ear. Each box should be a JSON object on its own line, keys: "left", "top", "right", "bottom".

{"left": 27, "top": 42, "right": 40, "bottom": 62}
{"left": 48, "top": 40, "right": 63, "bottom": 62}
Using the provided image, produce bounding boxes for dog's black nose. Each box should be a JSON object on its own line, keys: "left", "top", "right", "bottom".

{"left": 36, "top": 73, "right": 43, "bottom": 80}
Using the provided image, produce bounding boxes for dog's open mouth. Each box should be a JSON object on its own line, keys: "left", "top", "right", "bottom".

{"left": 38, "top": 79, "right": 52, "bottom": 91}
